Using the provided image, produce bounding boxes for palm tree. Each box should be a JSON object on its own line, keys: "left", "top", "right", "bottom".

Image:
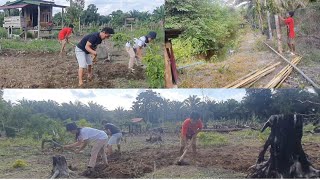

{"left": 183, "top": 95, "right": 202, "bottom": 112}
{"left": 152, "top": 5, "right": 165, "bottom": 22}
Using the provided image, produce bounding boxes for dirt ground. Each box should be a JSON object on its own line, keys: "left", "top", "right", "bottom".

{"left": 0, "top": 132, "right": 319, "bottom": 179}
{"left": 0, "top": 41, "right": 148, "bottom": 88}
{"left": 178, "top": 28, "right": 319, "bottom": 88}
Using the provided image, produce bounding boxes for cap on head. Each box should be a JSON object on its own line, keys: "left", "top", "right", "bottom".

{"left": 69, "top": 24, "right": 74, "bottom": 29}
{"left": 289, "top": 11, "right": 294, "bottom": 17}
{"left": 147, "top": 31, "right": 157, "bottom": 39}
{"left": 190, "top": 111, "right": 200, "bottom": 121}
{"left": 101, "top": 27, "right": 115, "bottom": 35}
{"left": 66, "top": 122, "right": 78, "bottom": 132}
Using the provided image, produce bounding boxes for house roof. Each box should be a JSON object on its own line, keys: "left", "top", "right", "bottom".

{"left": 131, "top": 118, "right": 144, "bottom": 123}
{"left": 0, "top": 0, "right": 67, "bottom": 9}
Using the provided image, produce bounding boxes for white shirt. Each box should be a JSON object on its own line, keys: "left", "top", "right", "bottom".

{"left": 125, "top": 36, "right": 147, "bottom": 49}
{"left": 78, "top": 127, "right": 108, "bottom": 143}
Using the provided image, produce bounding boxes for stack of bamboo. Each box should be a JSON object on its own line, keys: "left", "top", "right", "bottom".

{"left": 264, "top": 56, "right": 302, "bottom": 88}
{"left": 224, "top": 62, "right": 281, "bottom": 88}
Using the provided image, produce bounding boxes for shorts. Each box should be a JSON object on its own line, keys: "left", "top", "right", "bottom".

{"left": 287, "top": 37, "right": 295, "bottom": 45}
{"left": 108, "top": 132, "right": 122, "bottom": 145}
{"left": 75, "top": 46, "right": 93, "bottom": 68}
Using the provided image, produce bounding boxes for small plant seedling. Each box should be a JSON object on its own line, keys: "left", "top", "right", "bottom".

{"left": 12, "top": 159, "right": 28, "bottom": 168}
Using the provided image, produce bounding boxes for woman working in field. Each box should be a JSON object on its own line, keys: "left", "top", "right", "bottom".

{"left": 125, "top": 31, "right": 157, "bottom": 72}
{"left": 63, "top": 122, "right": 108, "bottom": 175}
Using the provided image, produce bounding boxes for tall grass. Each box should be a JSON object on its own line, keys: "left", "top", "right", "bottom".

{"left": 0, "top": 39, "right": 61, "bottom": 53}
{"left": 197, "top": 132, "right": 228, "bottom": 147}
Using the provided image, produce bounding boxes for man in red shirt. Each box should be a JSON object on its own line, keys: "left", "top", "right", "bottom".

{"left": 280, "top": 11, "right": 295, "bottom": 56}
{"left": 58, "top": 24, "right": 74, "bottom": 57}
{"left": 180, "top": 112, "right": 203, "bottom": 156}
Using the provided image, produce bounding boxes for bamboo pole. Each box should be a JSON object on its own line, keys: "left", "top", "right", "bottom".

{"left": 265, "top": 57, "right": 301, "bottom": 88}
{"left": 228, "top": 62, "right": 280, "bottom": 88}
{"left": 263, "top": 42, "right": 320, "bottom": 88}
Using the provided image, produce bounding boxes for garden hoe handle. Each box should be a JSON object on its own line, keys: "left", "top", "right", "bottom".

{"left": 92, "top": 55, "right": 97, "bottom": 64}
{"left": 178, "top": 135, "right": 195, "bottom": 162}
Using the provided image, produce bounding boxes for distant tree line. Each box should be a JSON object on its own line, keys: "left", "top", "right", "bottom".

{"left": 0, "top": 89, "right": 319, "bottom": 139}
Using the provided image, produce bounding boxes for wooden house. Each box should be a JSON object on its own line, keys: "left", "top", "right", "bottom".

{"left": 0, "top": 0, "right": 67, "bottom": 39}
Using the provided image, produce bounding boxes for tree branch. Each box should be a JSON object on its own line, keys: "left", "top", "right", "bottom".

{"left": 297, "top": 100, "right": 320, "bottom": 105}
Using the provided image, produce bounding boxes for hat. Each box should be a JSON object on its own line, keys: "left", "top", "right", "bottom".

{"left": 66, "top": 122, "right": 78, "bottom": 131}
{"left": 147, "top": 31, "right": 157, "bottom": 39}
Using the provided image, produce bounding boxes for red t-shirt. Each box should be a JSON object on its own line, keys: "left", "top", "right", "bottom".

{"left": 284, "top": 17, "right": 295, "bottom": 38}
{"left": 58, "top": 27, "right": 73, "bottom": 40}
{"left": 181, "top": 118, "right": 203, "bottom": 137}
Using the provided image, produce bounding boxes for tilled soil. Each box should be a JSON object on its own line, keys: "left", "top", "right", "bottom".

{"left": 83, "top": 143, "right": 320, "bottom": 178}
{"left": 0, "top": 49, "right": 146, "bottom": 88}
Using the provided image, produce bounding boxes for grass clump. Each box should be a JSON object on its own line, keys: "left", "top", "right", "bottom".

{"left": 12, "top": 159, "right": 28, "bottom": 168}
{"left": 198, "top": 132, "right": 228, "bottom": 147}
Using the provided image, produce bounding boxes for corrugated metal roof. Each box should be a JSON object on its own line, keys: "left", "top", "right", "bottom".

{"left": 1, "top": 0, "right": 67, "bottom": 8}
{"left": 0, "top": 3, "right": 28, "bottom": 10}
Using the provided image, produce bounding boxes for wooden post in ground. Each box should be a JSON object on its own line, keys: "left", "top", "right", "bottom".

{"left": 274, "top": 14, "right": 283, "bottom": 53}
{"left": 23, "top": 8, "right": 27, "bottom": 40}
{"left": 264, "top": 0, "right": 272, "bottom": 40}
{"left": 164, "top": 42, "right": 174, "bottom": 88}
{"left": 37, "top": 5, "right": 40, "bottom": 39}
{"left": 61, "top": 8, "right": 64, "bottom": 28}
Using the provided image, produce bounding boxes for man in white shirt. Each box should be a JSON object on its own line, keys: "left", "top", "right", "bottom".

{"left": 125, "top": 31, "right": 157, "bottom": 72}
{"left": 64, "top": 123, "right": 108, "bottom": 175}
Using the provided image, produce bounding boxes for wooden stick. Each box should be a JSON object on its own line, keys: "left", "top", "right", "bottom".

{"left": 178, "top": 136, "right": 195, "bottom": 162}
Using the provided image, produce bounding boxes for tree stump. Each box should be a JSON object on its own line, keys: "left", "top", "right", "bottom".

{"left": 247, "top": 114, "right": 320, "bottom": 178}
{"left": 50, "top": 155, "right": 69, "bottom": 179}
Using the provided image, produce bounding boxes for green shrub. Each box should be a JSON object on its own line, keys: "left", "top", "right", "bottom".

{"left": 112, "top": 32, "right": 131, "bottom": 50}
{"left": 0, "top": 28, "right": 7, "bottom": 38}
{"left": 143, "top": 44, "right": 164, "bottom": 88}
{"left": 77, "top": 119, "right": 92, "bottom": 127}
{"left": 197, "top": 132, "right": 228, "bottom": 147}
{"left": 4, "top": 126, "right": 16, "bottom": 138}
{"left": 12, "top": 159, "right": 28, "bottom": 168}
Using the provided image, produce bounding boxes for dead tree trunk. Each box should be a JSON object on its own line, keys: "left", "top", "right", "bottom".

{"left": 50, "top": 155, "right": 69, "bottom": 179}
{"left": 247, "top": 114, "right": 320, "bottom": 178}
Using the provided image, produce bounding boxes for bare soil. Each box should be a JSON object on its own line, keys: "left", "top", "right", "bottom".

{"left": 1, "top": 133, "right": 319, "bottom": 179}
{"left": 0, "top": 43, "right": 148, "bottom": 88}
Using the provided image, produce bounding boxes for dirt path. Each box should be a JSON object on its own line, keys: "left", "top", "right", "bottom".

{"left": 178, "top": 29, "right": 314, "bottom": 88}
{"left": 0, "top": 41, "right": 148, "bottom": 88}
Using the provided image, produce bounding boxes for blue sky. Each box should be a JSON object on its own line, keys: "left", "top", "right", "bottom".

{"left": 0, "top": 0, "right": 164, "bottom": 15}
{"left": 3, "top": 89, "right": 246, "bottom": 110}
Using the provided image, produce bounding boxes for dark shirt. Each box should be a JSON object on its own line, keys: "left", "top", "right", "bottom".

{"left": 77, "top": 32, "right": 102, "bottom": 54}
{"left": 105, "top": 123, "right": 121, "bottom": 134}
